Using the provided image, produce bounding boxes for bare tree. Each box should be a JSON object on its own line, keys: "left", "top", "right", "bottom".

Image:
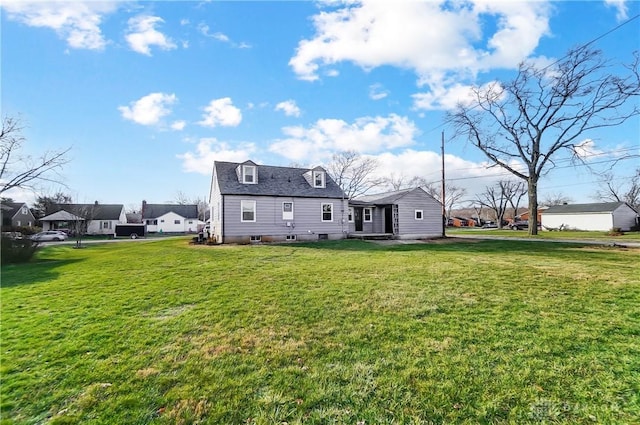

{"left": 540, "top": 192, "right": 574, "bottom": 207}
{"left": 504, "top": 180, "right": 528, "bottom": 220}
{"left": 593, "top": 168, "right": 640, "bottom": 210}
{"left": 0, "top": 116, "right": 71, "bottom": 195}
{"left": 475, "top": 183, "right": 512, "bottom": 228}
{"left": 449, "top": 47, "right": 640, "bottom": 234}
{"left": 325, "top": 151, "right": 384, "bottom": 198}
{"left": 382, "top": 173, "right": 429, "bottom": 191}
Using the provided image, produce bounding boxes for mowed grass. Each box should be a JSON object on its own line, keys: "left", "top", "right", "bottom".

{"left": 1, "top": 238, "right": 639, "bottom": 424}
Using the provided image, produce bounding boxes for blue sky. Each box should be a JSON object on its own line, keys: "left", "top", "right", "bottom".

{"left": 2, "top": 0, "right": 639, "bottom": 210}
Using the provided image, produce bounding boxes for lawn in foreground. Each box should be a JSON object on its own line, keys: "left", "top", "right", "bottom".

{"left": 1, "top": 238, "right": 639, "bottom": 424}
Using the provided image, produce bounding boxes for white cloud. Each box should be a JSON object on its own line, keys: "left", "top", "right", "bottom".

{"left": 370, "top": 149, "right": 522, "bottom": 196}
{"left": 369, "top": 83, "right": 388, "bottom": 100}
{"left": 178, "top": 138, "right": 257, "bottom": 174}
{"left": 171, "top": 120, "right": 187, "bottom": 131}
{"left": 125, "top": 15, "right": 177, "bottom": 56}
{"left": 1, "top": 0, "right": 118, "bottom": 50}
{"left": 289, "top": 0, "right": 551, "bottom": 110}
{"left": 269, "top": 114, "right": 418, "bottom": 162}
{"left": 197, "top": 22, "right": 251, "bottom": 48}
{"left": 118, "top": 92, "right": 177, "bottom": 126}
{"left": 412, "top": 81, "right": 501, "bottom": 110}
{"left": 573, "top": 139, "right": 605, "bottom": 161}
{"left": 198, "top": 98, "right": 242, "bottom": 127}
{"left": 275, "top": 100, "right": 301, "bottom": 117}
{"left": 604, "top": 0, "right": 629, "bottom": 21}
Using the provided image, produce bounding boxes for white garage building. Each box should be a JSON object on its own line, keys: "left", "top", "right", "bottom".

{"left": 541, "top": 202, "right": 639, "bottom": 231}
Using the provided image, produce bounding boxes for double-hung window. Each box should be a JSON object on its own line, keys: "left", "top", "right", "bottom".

{"left": 415, "top": 210, "right": 423, "bottom": 220}
{"left": 313, "top": 171, "right": 325, "bottom": 188}
{"left": 363, "top": 208, "right": 372, "bottom": 222}
{"left": 243, "top": 165, "right": 256, "bottom": 184}
{"left": 241, "top": 200, "right": 256, "bottom": 222}
{"left": 321, "top": 203, "right": 333, "bottom": 222}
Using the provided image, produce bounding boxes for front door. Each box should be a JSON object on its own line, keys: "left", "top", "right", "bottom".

{"left": 354, "top": 208, "right": 363, "bottom": 231}
{"left": 384, "top": 206, "right": 393, "bottom": 233}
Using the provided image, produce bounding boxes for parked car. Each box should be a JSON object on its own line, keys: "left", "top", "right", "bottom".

{"left": 509, "top": 220, "right": 529, "bottom": 230}
{"left": 31, "top": 231, "right": 68, "bottom": 242}
{"left": 1, "top": 231, "right": 23, "bottom": 240}
{"left": 482, "top": 221, "right": 498, "bottom": 228}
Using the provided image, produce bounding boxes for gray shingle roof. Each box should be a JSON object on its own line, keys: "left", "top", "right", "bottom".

{"left": 45, "top": 204, "right": 124, "bottom": 220}
{"left": 355, "top": 188, "right": 414, "bottom": 204}
{"left": 214, "top": 161, "right": 346, "bottom": 198}
{"left": 1, "top": 202, "right": 29, "bottom": 218}
{"left": 142, "top": 204, "right": 198, "bottom": 219}
{"left": 543, "top": 202, "right": 635, "bottom": 214}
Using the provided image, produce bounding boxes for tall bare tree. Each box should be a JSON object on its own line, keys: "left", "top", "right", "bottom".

{"left": 0, "top": 116, "right": 71, "bottom": 195}
{"left": 593, "top": 168, "right": 640, "bottom": 210}
{"left": 449, "top": 47, "right": 640, "bottom": 234}
{"left": 475, "top": 182, "right": 512, "bottom": 228}
{"left": 325, "top": 151, "right": 383, "bottom": 199}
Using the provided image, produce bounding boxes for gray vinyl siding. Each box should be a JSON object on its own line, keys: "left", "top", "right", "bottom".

{"left": 396, "top": 191, "right": 442, "bottom": 238}
{"left": 612, "top": 204, "right": 639, "bottom": 231}
{"left": 222, "top": 195, "right": 348, "bottom": 243}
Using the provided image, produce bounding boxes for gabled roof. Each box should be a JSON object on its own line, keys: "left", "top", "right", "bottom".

{"left": 543, "top": 202, "right": 637, "bottom": 214}
{"left": 1, "top": 202, "right": 31, "bottom": 218}
{"left": 142, "top": 204, "right": 198, "bottom": 219}
{"left": 355, "top": 188, "right": 413, "bottom": 204}
{"left": 214, "top": 161, "right": 346, "bottom": 198}
{"left": 40, "top": 210, "right": 85, "bottom": 221}
{"left": 44, "top": 204, "right": 124, "bottom": 220}
{"left": 353, "top": 187, "right": 438, "bottom": 205}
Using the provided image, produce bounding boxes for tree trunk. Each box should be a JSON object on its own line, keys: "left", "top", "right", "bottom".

{"left": 527, "top": 177, "right": 539, "bottom": 235}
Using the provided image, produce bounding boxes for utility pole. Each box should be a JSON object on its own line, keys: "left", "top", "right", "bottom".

{"left": 441, "top": 130, "right": 446, "bottom": 238}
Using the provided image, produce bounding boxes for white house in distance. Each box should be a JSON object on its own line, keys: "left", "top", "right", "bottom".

{"left": 141, "top": 201, "right": 200, "bottom": 233}
{"left": 541, "top": 202, "right": 639, "bottom": 231}
{"left": 40, "top": 203, "right": 126, "bottom": 235}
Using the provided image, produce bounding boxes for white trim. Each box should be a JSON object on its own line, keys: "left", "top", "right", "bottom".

{"left": 242, "top": 165, "right": 257, "bottom": 184}
{"left": 363, "top": 207, "right": 372, "bottom": 222}
{"left": 313, "top": 170, "right": 326, "bottom": 188}
{"left": 415, "top": 209, "right": 423, "bottom": 220}
{"left": 241, "top": 200, "right": 256, "bottom": 222}
{"left": 321, "top": 203, "right": 333, "bottom": 222}
{"left": 348, "top": 207, "right": 354, "bottom": 222}
{"left": 282, "top": 201, "right": 294, "bottom": 220}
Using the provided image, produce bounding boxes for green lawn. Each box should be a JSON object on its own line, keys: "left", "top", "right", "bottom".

{"left": 1, "top": 238, "right": 639, "bottom": 424}
{"left": 446, "top": 228, "right": 640, "bottom": 242}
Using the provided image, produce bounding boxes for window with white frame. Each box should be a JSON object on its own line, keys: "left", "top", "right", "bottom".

{"left": 243, "top": 165, "right": 256, "bottom": 184}
{"left": 102, "top": 221, "right": 111, "bottom": 229}
{"left": 321, "top": 203, "right": 333, "bottom": 222}
{"left": 348, "top": 207, "right": 354, "bottom": 222}
{"left": 415, "top": 210, "right": 423, "bottom": 220}
{"left": 282, "top": 202, "right": 294, "bottom": 220}
{"left": 313, "top": 171, "right": 325, "bottom": 188}
{"left": 241, "top": 200, "right": 256, "bottom": 222}
{"left": 364, "top": 208, "right": 372, "bottom": 222}
{"left": 286, "top": 234, "right": 296, "bottom": 241}
{"left": 21, "top": 206, "right": 28, "bottom": 215}
{"left": 174, "top": 219, "right": 181, "bottom": 224}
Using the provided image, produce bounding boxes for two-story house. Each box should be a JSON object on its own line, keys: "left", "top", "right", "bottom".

{"left": 209, "top": 160, "right": 348, "bottom": 244}
{"left": 1, "top": 202, "right": 36, "bottom": 229}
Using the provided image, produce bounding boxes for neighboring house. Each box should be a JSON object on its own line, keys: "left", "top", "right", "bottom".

{"left": 349, "top": 187, "right": 443, "bottom": 239}
{"left": 40, "top": 202, "right": 126, "bottom": 235}
{"left": 1, "top": 202, "right": 36, "bottom": 228}
{"left": 448, "top": 216, "right": 476, "bottom": 227}
{"left": 541, "top": 202, "right": 639, "bottom": 231}
{"left": 209, "top": 160, "right": 348, "bottom": 244}
{"left": 141, "top": 201, "right": 200, "bottom": 233}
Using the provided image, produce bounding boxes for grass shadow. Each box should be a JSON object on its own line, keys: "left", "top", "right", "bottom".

{"left": 294, "top": 237, "right": 632, "bottom": 257}
{"left": 0, "top": 257, "right": 85, "bottom": 288}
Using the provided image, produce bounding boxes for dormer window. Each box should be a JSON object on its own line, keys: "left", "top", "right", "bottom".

{"left": 313, "top": 170, "right": 325, "bottom": 188}
{"left": 243, "top": 165, "right": 256, "bottom": 184}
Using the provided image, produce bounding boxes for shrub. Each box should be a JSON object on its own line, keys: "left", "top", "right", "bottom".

{"left": 1, "top": 236, "right": 39, "bottom": 264}
{"left": 605, "top": 227, "right": 624, "bottom": 236}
